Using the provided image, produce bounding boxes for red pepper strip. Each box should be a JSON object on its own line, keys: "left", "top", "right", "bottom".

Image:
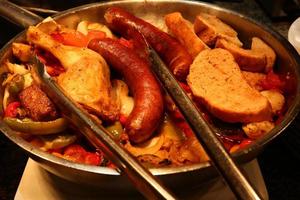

{"left": 261, "top": 71, "right": 285, "bottom": 91}
{"left": 87, "top": 30, "right": 106, "bottom": 42}
{"left": 46, "top": 66, "right": 66, "bottom": 77}
{"left": 230, "top": 139, "right": 253, "bottom": 153}
{"left": 4, "top": 101, "right": 21, "bottom": 118}
{"left": 84, "top": 152, "right": 102, "bottom": 165}
{"left": 239, "top": 139, "right": 253, "bottom": 148}
{"left": 51, "top": 30, "right": 106, "bottom": 48}
{"left": 63, "top": 144, "right": 103, "bottom": 166}
{"left": 179, "top": 82, "right": 191, "bottom": 93}
{"left": 35, "top": 48, "right": 65, "bottom": 77}
{"left": 51, "top": 31, "right": 88, "bottom": 47}
{"left": 119, "top": 114, "right": 127, "bottom": 126}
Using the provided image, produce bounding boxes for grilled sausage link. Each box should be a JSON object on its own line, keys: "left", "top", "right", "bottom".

{"left": 88, "top": 38, "right": 164, "bottom": 143}
{"left": 104, "top": 7, "right": 193, "bottom": 81}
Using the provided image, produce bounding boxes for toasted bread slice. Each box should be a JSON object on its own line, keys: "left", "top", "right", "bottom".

{"left": 216, "top": 39, "right": 267, "bottom": 72}
{"left": 251, "top": 37, "right": 276, "bottom": 72}
{"left": 187, "top": 48, "right": 272, "bottom": 123}
{"left": 241, "top": 71, "right": 266, "bottom": 91}
{"left": 194, "top": 13, "right": 242, "bottom": 47}
{"left": 165, "top": 12, "right": 208, "bottom": 58}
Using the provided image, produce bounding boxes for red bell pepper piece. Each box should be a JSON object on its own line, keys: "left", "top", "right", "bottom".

{"left": 4, "top": 101, "right": 21, "bottom": 118}
{"left": 51, "top": 31, "right": 88, "bottom": 47}
{"left": 87, "top": 30, "right": 106, "bottom": 41}
{"left": 261, "top": 71, "right": 285, "bottom": 91}
{"left": 63, "top": 144, "right": 103, "bottom": 166}
{"left": 119, "top": 114, "right": 127, "bottom": 126}
{"left": 51, "top": 30, "right": 107, "bottom": 48}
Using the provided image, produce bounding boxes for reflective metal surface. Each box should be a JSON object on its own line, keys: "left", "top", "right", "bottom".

{"left": 0, "top": 0, "right": 299, "bottom": 192}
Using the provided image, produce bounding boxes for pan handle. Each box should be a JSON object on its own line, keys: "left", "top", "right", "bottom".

{"left": 0, "top": 0, "right": 43, "bottom": 28}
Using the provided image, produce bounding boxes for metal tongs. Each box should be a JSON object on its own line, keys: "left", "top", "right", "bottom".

{"left": 146, "top": 45, "right": 262, "bottom": 200}
{"left": 31, "top": 57, "right": 176, "bottom": 200}
{"left": 0, "top": 0, "right": 261, "bottom": 199}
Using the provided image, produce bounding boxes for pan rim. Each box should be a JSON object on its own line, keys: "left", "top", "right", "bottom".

{"left": 0, "top": 0, "right": 299, "bottom": 177}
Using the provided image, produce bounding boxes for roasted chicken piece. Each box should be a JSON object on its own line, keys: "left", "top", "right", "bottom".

{"left": 27, "top": 26, "right": 119, "bottom": 121}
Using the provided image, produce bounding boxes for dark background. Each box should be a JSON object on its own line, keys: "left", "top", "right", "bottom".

{"left": 0, "top": 0, "right": 300, "bottom": 199}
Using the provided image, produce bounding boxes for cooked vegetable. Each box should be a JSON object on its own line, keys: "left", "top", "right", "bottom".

{"left": 124, "top": 131, "right": 165, "bottom": 157}
{"left": 112, "top": 79, "right": 134, "bottom": 117}
{"left": 5, "top": 62, "right": 28, "bottom": 75}
{"left": 230, "top": 139, "right": 253, "bottom": 153}
{"left": 12, "top": 43, "right": 32, "bottom": 62}
{"left": 242, "top": 121, "right": 275, "bottom": 139}
{"left": 63, "top": 144, "right": 103, "bottom": 165}
{"left": 106, "top": 121, "right": 123, "bottom": 139}
{"left": 51, "top": 29, "right": 106, "bottom": 48}
{"left": 39, "top": 132, "right": 77, "bottom": 151}
{"left": 3, "top": 117, "right": 68, "bottom": 135}
{"left": 77, "top": 20, "right": 114, "bottom": 38}
{"left": 7, "top": 75, "right": 24, "bottom": 95}
{"left": 260, "top": 89, "right": 285, "bottom": 114}
{"left": 4, "top": 102, "right": 20, "bottom": 118}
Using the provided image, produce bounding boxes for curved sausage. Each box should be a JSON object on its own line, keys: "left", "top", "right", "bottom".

{"left": 88, "top": 38, "right": 164, "bottom": 143}
{"left": 104, "top": 7, "right": 193, "bottom": 81}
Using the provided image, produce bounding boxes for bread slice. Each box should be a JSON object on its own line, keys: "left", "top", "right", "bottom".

{"left": 241, "top": 71, "right": 266, "bottom": 91}
{"left": 216, "top": 39, "right": 267, "bottom": 72}
{"left": 165, "top": 12, "right": 208, "bottom": 58}
{"left": 187, "top": 48, "right": 272, "bottom": 123}
{"left": 194, "top": 13, "right": 242, "bottom": 47}
{"left": 251, "top": 37, "right": 276, "bottom": 72}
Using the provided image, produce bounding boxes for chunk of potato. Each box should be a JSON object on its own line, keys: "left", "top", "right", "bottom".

{"left": 242, "top": 121, "right": 275, "bottom": 139}
{"left": 260, "top": 90, "right": 285, "bottom": 114}
{"left": 12, "top": 43, "right": 32, "bottom": 62}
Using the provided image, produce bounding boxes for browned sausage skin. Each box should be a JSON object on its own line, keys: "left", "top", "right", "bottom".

{"left": 88, "top": 38, "right": 164, "bottom": 143}
{"left": 104, "top": 7, "right": 193, "bottom": 81}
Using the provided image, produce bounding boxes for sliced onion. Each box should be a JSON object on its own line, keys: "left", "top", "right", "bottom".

{"left": 124, "top": 132, "right": 165, "bottom": 157}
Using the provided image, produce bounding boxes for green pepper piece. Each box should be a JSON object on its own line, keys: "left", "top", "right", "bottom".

{"left": 3, "top": 117, "right": 68, "bottom": 135}
{"left": 8, "top": 75, "right": 24, "bottom": 95}
{"left": 106, "top": 121, "right": 123, "bottom": 139}
{"left": 39, "top": 133, "right": 77, "bottom": 151}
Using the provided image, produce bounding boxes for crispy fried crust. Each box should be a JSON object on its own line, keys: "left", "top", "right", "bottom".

{"left": 19, "top": 85, "right": 57, "bottom": 121}
{"left": 165, "top": 12, "right": 208, "bottom": 58}
{"left": 187, "top": 48, "right": 272, "bottom": 123}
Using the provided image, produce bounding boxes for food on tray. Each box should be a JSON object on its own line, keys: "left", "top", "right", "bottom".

{"left": 251, "top": 37, "right": 276, "bottom": 72}
{"left": 216, "top": 39, "right": 267, "bottom": 72}
{"left": 193, "top": 13, "right": 242, "bottom": 47}
{"left": 1, "top": 7, "right": 288, "bottom": 167}
{"left": 164, "top": 12, "right": 208, "bottom": 58}
{"left": 241, "top": 71, "right": 266, "bottom": 91}
{"left": 27, "top": 26, "right": 119, "bottom": 121}
{"left": 187, "top": 48, "right": 272, "bottom": 123}
{"left": 105, "top": 7, "right": 193, "bottom": 81}
{"left": 88, "top": 38, "right": 164, "bottom": 143}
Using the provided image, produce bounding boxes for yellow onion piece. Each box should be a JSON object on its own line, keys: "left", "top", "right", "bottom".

{"left": 160, "top": 116, "right": 185, "bottom": 141}
{"left": 124, "top": 131, "right": 165, "bottom": 157}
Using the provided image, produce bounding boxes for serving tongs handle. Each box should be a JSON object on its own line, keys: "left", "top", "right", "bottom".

{"left": 0, "top": 0, "right": 43, "bottom": 28}
{"left": 148, "top": 48, "right": 261, "bottom": 200}
{"left": 32, "top": 58, "right": 176, "bottom": 200}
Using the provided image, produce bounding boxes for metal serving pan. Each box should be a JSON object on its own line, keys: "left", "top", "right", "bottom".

{"left": 0, "top": 0, "right": 299, "bottom": 193}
